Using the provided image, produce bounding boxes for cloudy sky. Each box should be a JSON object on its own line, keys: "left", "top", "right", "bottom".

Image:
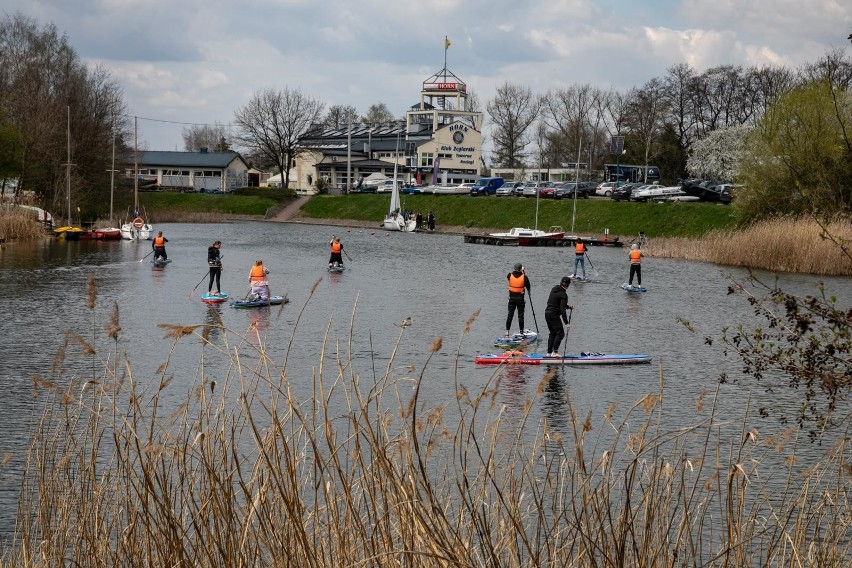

{"left": 5, "top": 0, "right": 850, "bottom": 151}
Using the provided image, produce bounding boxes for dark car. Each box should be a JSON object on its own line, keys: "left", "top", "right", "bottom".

{"left": 554, "top": 182, "right": 589, "bottom": 199}
{"left": 611, "top": 182, "right": 644, "bottom": 202}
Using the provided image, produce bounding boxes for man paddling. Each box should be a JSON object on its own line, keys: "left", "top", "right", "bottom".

{"left": 505, "top": 262, "right": 531, "bottom": 337}
{"left": 545, "top": 276, "right": 573, "bottom": 357}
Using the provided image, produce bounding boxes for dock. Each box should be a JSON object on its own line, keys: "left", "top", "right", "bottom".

{"left": 463, "top": 233, "right": 624, "bottom": 247}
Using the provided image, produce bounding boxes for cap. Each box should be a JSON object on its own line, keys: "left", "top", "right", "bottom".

{"left": 560, "top": 276, "right": 571, "bottom": 285}
{"left": 513, "top": 263, "right": 523, "bottom": 271}
{"left": 631, "top": 243, "right": 639, "bottom": 250}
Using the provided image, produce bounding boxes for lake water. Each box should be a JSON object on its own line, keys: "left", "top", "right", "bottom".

{"left": 0, "top": 220, "right": 850, "bottom": 540}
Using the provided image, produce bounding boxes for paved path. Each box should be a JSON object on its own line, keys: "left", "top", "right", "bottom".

{"left": 268, "top": 195, "right": 311, "bottom": 222}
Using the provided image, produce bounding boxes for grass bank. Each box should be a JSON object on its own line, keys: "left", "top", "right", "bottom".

{"left": 299, "top": 194, "right": 738, "bottom": 238}
{"left": 138, "top": 187, "right": 293, "bottom": 219}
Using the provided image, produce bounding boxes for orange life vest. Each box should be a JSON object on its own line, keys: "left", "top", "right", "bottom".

{"left": 331, "top": 242, "right": 341, "bottom": 253}
{"left": 575, "top": 242, "right": 585, "bottom": 255}
{"left": 154, "top": 236, "right": 165, "bottom": 247}
{"left": 250, "top": 265, "right": 266, "bottom": 281}
{"left": 629, "top": 250, "right": 641, "bottom": 264}
{"left": 508, "top": 273, "right": 525, "bottom": 294}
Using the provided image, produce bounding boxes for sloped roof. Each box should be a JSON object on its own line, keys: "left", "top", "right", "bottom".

{"left": 135, "top": 150, "right": 248, "bottom": 169}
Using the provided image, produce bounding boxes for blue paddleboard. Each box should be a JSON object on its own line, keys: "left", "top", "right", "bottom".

{"left": 622, "top": 283, "right": 646, "bottom": 292}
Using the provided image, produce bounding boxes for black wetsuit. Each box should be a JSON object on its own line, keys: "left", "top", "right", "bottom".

{"left": 545, "top": 283, "right": 570, "bottom": 354}
{"left": 208, "top": 246, "right": 222, "bottom": 293}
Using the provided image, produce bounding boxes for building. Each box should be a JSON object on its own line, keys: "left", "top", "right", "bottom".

{"left": 294, "top": 67, "right": 483, "bottom": 193}
{"left": 127, "top": 149, "right": 250, "bottom": 192}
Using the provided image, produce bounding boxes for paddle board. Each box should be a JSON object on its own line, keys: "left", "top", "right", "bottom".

{"left": 201, "top": 292, "right": 229, "bottom": 304}
{"left": 475, "top": 352, "right": 652, "bottom": 365}
{"left": 230, "top": 295, "right": 289, "bottom": 309}
{"left": 621, "top": 283, "right": 646, "bottom": 292}
{"left": 494, "top": 330, "right": 538, "bottom": 348}
{"left": 151, "top": 258, "right": 172, "bottom": 266}
{"left": 327, "top": 265, "right": 345, "bottom": 272}
{"left": 567, "top": 274, "right": 589, "bottom": 282}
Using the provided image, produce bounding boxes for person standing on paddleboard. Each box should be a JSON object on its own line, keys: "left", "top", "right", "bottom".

{"left": 152, "top": 231, "right": 169, "bottom": 261}
{"left": 545, "top": 276, "right": 574, "bottom": 357}
{"left": 249, "top": 260, "right": 270, "bottom": 301}
{"left": 207, "top": 240, "right": 222, "bottom": 295}
{"left": 628, "top": 243, "right": 643, "bottom": 288}
{"left": 505, "top": 262, "right": 531, "bottom": 337}
{"left": 328, "top": 235, "right": 344, "bottom": 268}
{"left": 571, "top": 238, "right": 587, "bottom": 280}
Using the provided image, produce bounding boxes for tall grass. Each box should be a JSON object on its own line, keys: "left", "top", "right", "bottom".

{"left": 649, "top": 216, "right": 852, "bottom": 276}
{"left": 0, "top": 206, "right": 50, "bottom": 240}
{"left": 3, "top": 282, "right": 850, "bottom": 566}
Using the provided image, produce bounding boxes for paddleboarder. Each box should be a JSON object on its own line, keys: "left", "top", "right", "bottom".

{"left": 570, "top": 238, "right": 587, "bottom": 280}
{"left": 545, "top": 276, "right": 573, "bottom": 357}
{"left": 628, "top": 243, "right": 643, "bottom": 288}
{"left": 152, "top": 231, "right": 169, "bottom": 261}
{"left": 328, "top": 235, "right": 345, "bottom": 268}
{"left": 248, "top": 260, "right": 270, "bottom": 301}
{"left": 207, "top": 240, "right": 222, "bottom": 295}
{"left": 505, "top": 262, "right": 531, "bottom": 337}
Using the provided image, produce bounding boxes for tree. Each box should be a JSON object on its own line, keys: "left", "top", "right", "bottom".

{"left": 182, "top": 122, "right": 230, "bottom": 152}
{"left": 486, "top": 82, "right": 540, "bottom": 168}
{"left": 623, "top": 79, "right": 669, "bottom": 182}
{"left": 363, "top": 102, "right": 396, "bottom": 124}
{"left": 322, "top": 105, "right": 360, "bottom": 129}
{"left": 234, "top": 87, "right": 324, "bottom": 189}
{"left": 736, "top": 80, "right": 852, "bottom": 220}
{"left": 0, "top": 109, "right": 23, "bottom": 187}
{"left": 686, "top": 124, "right": 749, "bottom": 181}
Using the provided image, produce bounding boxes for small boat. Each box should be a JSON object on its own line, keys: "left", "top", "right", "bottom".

{"left": 475, "top": 351, "right": 652, "bottom": 365}
{"left": 631, "top": 186, "right": 689, "bottom": 202}
{"left": 151, "top": 257, "right": 172, "bottom": 266}
{"left": 493, "top": 330, "right": 538, "bottom": 348}
{"left": 93, "top": 227, "right": 121, "bottom": 240}
{"left": 53, "top": 226, "right": 85, "bottom": 240}
{"left": 201, "top": 292, "right": 229, "bottom": 304}
{"left": 381, "top": 132, "right": 417, "bottom": 232}
{"left": 230, "top": 294, "right": 289, "bottom": 309}
{"left": 622, "top": 283, "right": 647, "bottom": 293}
{"left": 489, "top": 226, "right": 565, "bottom": 239}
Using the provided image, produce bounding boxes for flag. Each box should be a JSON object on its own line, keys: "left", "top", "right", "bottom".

{"left": 445, "top": 36, "right": 451, "bottom": 51}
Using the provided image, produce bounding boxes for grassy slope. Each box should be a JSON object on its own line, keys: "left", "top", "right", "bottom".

{"left": 138, "top": 188, "right": 291, "bottom": 216}
{"left": 300, "top": 194, "right": 738, "bottom": 237}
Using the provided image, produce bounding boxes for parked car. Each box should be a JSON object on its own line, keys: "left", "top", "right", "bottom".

{"left": 610, "top": 182, "right": 645, "bottom": 201}
{"left": 554, "top": 182, "right": 589, "bottom": 199}
{"left": 469, "top": 177, "right": 505, "bottom": 196}
{"left": 497, "top": 181, "right": 522, "bottom": 196}
{"left": 376, "top": 179, "right": 406, "bottom": 193}
{"left": 522, "top": 181, "right": 555, "bottom": 197}
{"left": 512, "top": 182, "right": 527, "bottom": 196}
{"left": 595, "top": 181, "right": 623, "bottom": 197}
{"left": 539, "top": 182, "right": 557, "bottom": 198}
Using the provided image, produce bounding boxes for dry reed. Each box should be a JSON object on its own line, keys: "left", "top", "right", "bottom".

{"left": 648, "top": 216, "right": 852, "bottom": 275}
{"left": 3, "top": 280, "right": 850, "bottom": 567}
{"left": 0, "top": 207, "right": 49, "bottom": 241}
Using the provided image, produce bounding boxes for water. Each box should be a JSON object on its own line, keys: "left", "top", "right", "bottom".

{"left": 0, "top": 221, "right": 849, "bottom": 540}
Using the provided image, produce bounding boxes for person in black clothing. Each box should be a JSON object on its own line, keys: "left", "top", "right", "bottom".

{"left": 545, "top": 276, "right": 574, "bottom": 356}
{"left": 207, "top": 240, "right": 222, "bottom": 295}
{"left": 505, "top": 262, "right": 531, "bottom": 337}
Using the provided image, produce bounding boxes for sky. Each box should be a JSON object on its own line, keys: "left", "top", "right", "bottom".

{"left": 5, "top": 0, "right": 851, "bottom": 152}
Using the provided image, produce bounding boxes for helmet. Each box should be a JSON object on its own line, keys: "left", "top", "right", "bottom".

{"left": 513, "top": 262, "right": 523, "bottom": 271}
{"left": 631, "top": 243, "right": 639, "bottom": 250}
{"left": 560, "top": 276, "right": 571, "bottom": 285}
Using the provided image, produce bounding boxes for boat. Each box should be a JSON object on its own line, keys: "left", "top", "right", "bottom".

{"left": 93, "top": 228, "right": 121, "bottom": 240}
{"left": 55, "top": 107, "right": 85, "bottom": 240}
{"left": 201, "top": 292, "right": 229, "bottom": 304}
{"left": 382, "top": 131, "right": 417, "bottom": 232}
{"left": 91, "top": 124, "right": 122, "bottom": 241}
{"left": 489, "top": 226, "right": 565, "bottom": 240}
{"left": 493, "top": 330, "right": 538, "bottom": 348}
{"left": 475, "top": 351, "right": 652, "bottom": 365}
{"left": 230, "top": 294, "right": 289, "bottom": 309}
{"left": 121, "top": 117, "right": 153, "bottom": 240}
{"left": 53, "top": 226, "right": 85, "bottom": 240}
{"left": 631, "top": 185, "right": 689, "bottom": 202}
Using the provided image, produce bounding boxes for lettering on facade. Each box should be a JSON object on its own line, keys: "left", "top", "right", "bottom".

{"left": 440, "top": 145, "right": 475, "bottom": 153}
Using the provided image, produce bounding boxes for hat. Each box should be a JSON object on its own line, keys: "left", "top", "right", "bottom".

{"left": 513, "top": 262, "right": 523, "bottom": 271}
{"left": 561, "top": 276, "right": 571, "bottom": 285}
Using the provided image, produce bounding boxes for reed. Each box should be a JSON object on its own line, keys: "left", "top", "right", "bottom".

{"left": 3, "top": 282, "right": 850, "bottom": 567}
{"left": 0, "top": 206, "right": 50, "bottom": 240}
{"left": 648, "top": 216, "right": 852, "bottom": 276}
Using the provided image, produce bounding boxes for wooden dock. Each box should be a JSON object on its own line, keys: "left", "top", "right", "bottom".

{"left": 463, "top": 233, "right": 624, "bottom": 247}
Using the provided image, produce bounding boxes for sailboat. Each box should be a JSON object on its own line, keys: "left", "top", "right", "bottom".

{"left": 93, "top": 118, "right": 121, "bottom": 240}
{"left": 120, "top": 116, "right": 153, "bottom": 240}
{"left": 382, "top": 130, "right": 417, "bottom": 232}
{"left": 53, "top": 106, "right": 85, "bottom": 240}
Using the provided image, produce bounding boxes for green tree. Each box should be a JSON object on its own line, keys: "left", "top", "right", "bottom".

{"left": 736, "top": 81, "right": 852, "bottom": 220}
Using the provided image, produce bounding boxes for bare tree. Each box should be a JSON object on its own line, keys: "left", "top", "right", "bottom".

{"left": 624, "top": 79, "right": 669, "bottom": 182}
{"left": 542, "top": 84, "right": 607, "bottom": 170}
{"left": 322, "top": 105, "right": 360, "bottom": 129}
{"left": 182, "top": 122, "right": 230, "bottom": 152}
{"left": 363, "top": 102, "right": 396, "bottom": 124}
{"left": 486, "top": 82, "right": 540, "bottom": 168}
{"left": 234, "top": 87, "right": 324, "bottom": 189}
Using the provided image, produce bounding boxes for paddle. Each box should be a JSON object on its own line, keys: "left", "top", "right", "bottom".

{"left": 561, "top": 307, "right": 574, "bottom": 368}
{"left": 139, "top": 249, "right": 154, "bottom": 263}
{"left": 188, "top": 255, "right": 223, "bottom": 300}
{"left": 342, "top": 248, "right": 353, "bottom": 262}
{"left": 525, "top": 286, "right": 539, "bottom": 335}
{"left": 584, "top": 252, "right": 600, "bottom": 278}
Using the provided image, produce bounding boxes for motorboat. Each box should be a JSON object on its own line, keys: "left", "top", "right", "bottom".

{"left": 631, "top": 185, "right": 689, "bottom": 202}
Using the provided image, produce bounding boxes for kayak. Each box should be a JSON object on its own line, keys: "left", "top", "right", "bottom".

{"left": 201, "top": 292, "right": 229, "bottom": 304}
{"left": 151, "top": 258, "right": 172, "bottom": 265}
{"left": 475, "top": 351, "right": 651, "bottom": 365}
{"left": 494, "top": 329, "right": 538, "bottom": 348}
{"left": 622, "top": 283, "right": 646, "bottom": 292}
{"left": 328, "top": 265, "right": 345, "bottom": 272}
{"left": 230, "top": 294, "right": 289, "bottom": 309}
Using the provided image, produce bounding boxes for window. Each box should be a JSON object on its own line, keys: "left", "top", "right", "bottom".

{"left": 438, "top": 153, "right": 452, "bottom": 159}
{"left": 421, "top": 152, "right": 434, "bottom": 167}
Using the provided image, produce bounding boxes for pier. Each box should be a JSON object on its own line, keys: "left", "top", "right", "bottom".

{"left": 463, "top": 233, "right": 624, "bottom": 247}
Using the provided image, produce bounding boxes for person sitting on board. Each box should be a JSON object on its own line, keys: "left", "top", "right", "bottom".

{"left": 248, "top": 260, "right": 270, "bottom": 301}
{"left": 207, "top": 240, "right": 222, "bottom": 295}
{"left": 570, "top": 238, "right": 587, "bottom": 279}
{"left": 505, "top": 262, "right": 531, "bottom": 337}
{"left": 328, "top": 235, "right": 344, "bottom": 268}
{"left": 151, "top": 231, "right": 169, "bottom": 261}
{"left": 545, "top": 276, "right": 574, "bottom": 357}
{"left": 628, "top": 243, "right": 643, "bottom": 288}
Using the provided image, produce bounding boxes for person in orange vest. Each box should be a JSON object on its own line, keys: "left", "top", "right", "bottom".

{"left": 628, "top": 243, "right": 643, "bottom": 288}
{"left": 505, "top": 262, "right": 531, "bottom": 337}
{"left": 570, "top": 238, "right": 587, "bottom": 280}
{"left": 248, "top": 260, "right": 270, "bottom": 301}
{"left": 152, "top": 231, "right": 168, "bottom": 260}
{"left": 328, "top": 235, "right": 344, "bottom": 268}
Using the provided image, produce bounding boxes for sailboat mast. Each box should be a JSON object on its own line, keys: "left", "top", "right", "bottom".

{"left": 66, "top": 105, "right": 71, "bottom": 224}
{"left": 571, "top": 129, "right": 583, "bottom": 235}
{"left": 109, "top": 118, "right": 116, "bottom": 222}
{"left": 133, "top": 116, "right": 139, "bottom": 212}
